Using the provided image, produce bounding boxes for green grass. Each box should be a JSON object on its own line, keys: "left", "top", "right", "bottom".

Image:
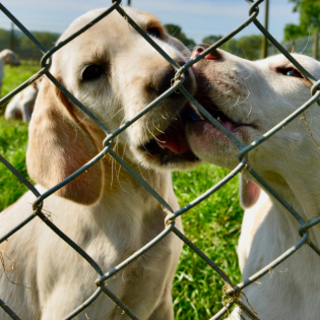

{"left": 0, "top": 65, "right": 244, "bottom": 319}
{"left": 0, "top": 118, "right": 29, "bottom": 211}
{"left": 0, "top": 63, "right": 38, "bottom": 207}
{"left": 172, "top": 166, "right": 242, "bottom": 319}
{"left": 1, "top": 64, "right": 41, "bottom": 114}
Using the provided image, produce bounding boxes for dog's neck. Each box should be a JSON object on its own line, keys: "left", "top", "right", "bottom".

{"left": 103, "top": 151, "right": 172, "bottom": 202}
{"left": 55, "top": 152, "right": 175, "bottom": 251}
{"left": 260, "top": 169, "right": 320, "bottom": 245}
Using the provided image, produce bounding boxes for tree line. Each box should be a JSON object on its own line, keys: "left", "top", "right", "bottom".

{"left": 0, "top": 29, "right": 59, "bottom": 61}
{"left": 285, "top": 0, "right": 320, "bottom": 40}
{"left": 1, "top": 24, "right": 263, "bottom": 62}
{"left": 166, "top": 24, "right": 263, "bottom": 60}
{"left": 168, "top": 0, "right": 320, "bottom": 61}
{"left": 284, "top": 0, "right": 320, "bottom": 58}
{"left": 3, "top": 1, "right": 317, "bottom": 63}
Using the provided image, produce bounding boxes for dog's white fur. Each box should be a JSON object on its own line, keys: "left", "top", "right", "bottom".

{"left": 5, "top": 77, "right": 42, "bottom": 122}
{"left": 238, "top": 177, "right": 271, "bottom": 273}
{"left": 0, "top": 49, "right": 20, "bottom": 96}
{"left": 0, "top": 7, "right": 197, "bottom": 320}
{"left": 188, "top": 48, "right": 320, "bottom": 319}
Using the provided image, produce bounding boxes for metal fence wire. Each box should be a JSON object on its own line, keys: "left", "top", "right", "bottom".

{"left": 1, "top": 0, "right": 320, "bottom": 319}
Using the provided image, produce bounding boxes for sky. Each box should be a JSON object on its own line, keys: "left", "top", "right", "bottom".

{"left": 0, "top": 0, "right": 299, "bottom": 43}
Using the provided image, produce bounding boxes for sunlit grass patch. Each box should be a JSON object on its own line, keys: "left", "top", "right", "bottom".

{"left": 173, "top": 165, "right": 243, "bottom": 319}
{"left": 0, "top": 117, "right": 29, "bottom": 211}
{"left": 1, "top": 64, "right": 40, "bottom": 114}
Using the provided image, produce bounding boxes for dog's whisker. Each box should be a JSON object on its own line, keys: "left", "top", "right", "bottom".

{"left": 300, "top": 17, "right": 311, "bottom": 55}
{"left": 152, "top": 123, "right": 165, "bottom": 134}
{"left": 232, "top": 95, "right": 241, "bottom": 107}
{"left": 146, "top": 123, "right": 159, "bottom": 142}
{"left": 244, "top": 98, "right": 253, "bottom": 120}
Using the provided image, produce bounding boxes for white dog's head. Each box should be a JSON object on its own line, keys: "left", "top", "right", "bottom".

{"left": 1, "top": 49, "right": 20, "bottom": 66}
{"left": 187, "top": 45, "right": 320, "bottom": 188}
{"left": 27, "top": 7, "right": 199, "bottom": 204}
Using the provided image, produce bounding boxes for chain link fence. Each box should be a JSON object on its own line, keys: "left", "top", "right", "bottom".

{"left": 282, "top": 34, "right": 320, "bottom": 58}
{"left": 1, "top": 0, "right": 320, "bottom": 319}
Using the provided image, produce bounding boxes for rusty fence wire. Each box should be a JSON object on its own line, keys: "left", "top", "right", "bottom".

{"left": 0, "top": 0, "right": 320, "bottom": 319}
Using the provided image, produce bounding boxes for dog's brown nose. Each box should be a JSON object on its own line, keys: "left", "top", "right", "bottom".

{"left": 191, "top": 44, "right": 222, "bottom": 61}
{"left": 149, "top": 61, "right": 193, "bottom": 97}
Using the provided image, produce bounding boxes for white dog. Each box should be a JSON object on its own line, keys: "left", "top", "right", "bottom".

{"left": 5, "top": 77, "right": 42, "bottom": 122}
{"left": 0, "top": 49, "right": 20, "bottom": 96}
{"left": 187, "top": 44, "right": 320, "bottom": 320}
{"left": 0, "top": 7, "right": 199, "bottom": 320}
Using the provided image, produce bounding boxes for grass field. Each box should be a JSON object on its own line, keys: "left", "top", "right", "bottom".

{"left": 0, "top": 64, "right": 41, "bottom": 114}
{"left": 0, "top": 64, "right": 244, "bottom": 319}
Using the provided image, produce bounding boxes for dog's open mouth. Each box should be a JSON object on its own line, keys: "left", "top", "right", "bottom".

{"left": 139, "top": 104, "right": 200, "bottom": 164}
{"left": 194, "top": 95, "right": 254, "bottom": 133}
{"left": 202, "top": 105, "right": 248, "bottom": 133}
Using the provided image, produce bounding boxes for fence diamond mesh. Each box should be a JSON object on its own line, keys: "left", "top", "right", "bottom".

{"left": 1, "top": 1, "right": 320, "bottom": 319}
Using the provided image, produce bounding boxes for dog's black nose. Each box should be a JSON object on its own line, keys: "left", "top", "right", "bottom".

{"left": 149, "top": 61, "right": 193, "bottom": 98}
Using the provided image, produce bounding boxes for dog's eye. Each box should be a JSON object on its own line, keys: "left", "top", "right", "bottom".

{"left": 276, "top": 67, "right": 305, "bottom": 79}
{"left": 147, "top": 27, "right": 161, "bottom": 38}
{"left": 82, "top": 64, "right": 103, "bottom": 81}
{"left": 286, "top": 68, "right": 303, "bottom": 78}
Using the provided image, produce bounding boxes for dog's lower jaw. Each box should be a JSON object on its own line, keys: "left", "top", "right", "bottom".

{"left": 186, "top": 122, "right": 244, "bottom": 170}
{"left": 134, "top": 104, "right": 203, "bottom": 170}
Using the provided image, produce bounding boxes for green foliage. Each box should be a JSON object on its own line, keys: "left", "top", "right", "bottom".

{"left": 0, "top": 29, "right": 10, "bottom": 48}
{"left": 202, "top": 35, "right": 222, "bottom": 45}
{"left": 236, "top": 35, "right": 263, "bottom": 60}
{"left": 165, "top": 24, "right": 196, "bottom": 49}
{"left": 0, "top": 29, "right": 59, "bottom": 61}
{"left": 290, "top": 0, "right": 320, "bottom": 27}
{"left": 202, "top": 35, "right": 263, "bottom": 60}
{"left": 284, "top": 0, "right": 320, "bottom": 41}
{"left": 220, "top": 39, "right": 239, "bottom": 55}
{"left": 284, "top": 23, "right": 307, "bottom": 41}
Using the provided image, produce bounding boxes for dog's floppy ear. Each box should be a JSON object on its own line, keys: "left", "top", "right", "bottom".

{"left": 27, "top": 77, "right": 103, "bottom": 205}
{"left": 240, "top": 174, "right": 261, "bottom": 209}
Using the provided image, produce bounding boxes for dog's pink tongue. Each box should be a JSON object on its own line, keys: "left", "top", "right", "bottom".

{"left": 156, "top": 132, "right": 191, "bottom": 154}
{"left": 220, "top": 120, "right": 233, "bottom": 132}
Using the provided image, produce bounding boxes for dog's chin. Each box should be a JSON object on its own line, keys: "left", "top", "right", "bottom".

{"left": 187, "top": 121, "right": 239, "bottom": 169}
{"left": 134, "top": 103, "right": 201, "bottom": 171}
{"left": 186, "top": 98, "right": 256, "bottom": 168}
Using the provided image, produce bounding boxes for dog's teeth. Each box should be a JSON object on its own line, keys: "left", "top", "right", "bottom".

{"left": 217, "top": 116, "right": 221, "bottom": 121}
